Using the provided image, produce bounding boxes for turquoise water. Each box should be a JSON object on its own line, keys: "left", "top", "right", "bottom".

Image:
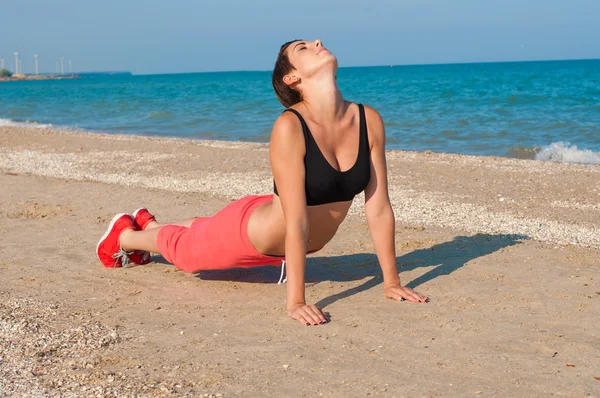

{"left": 1, "top": 59, "right": 599, "bottom": 164}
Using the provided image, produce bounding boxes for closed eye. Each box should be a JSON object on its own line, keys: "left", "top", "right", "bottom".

{"left": 293, "top": 42, "right": 307, "bottom": 52}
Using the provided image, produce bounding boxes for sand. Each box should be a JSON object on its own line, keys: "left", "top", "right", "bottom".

{"left": 0, "top": 125, "right": 599, "bottom": 397}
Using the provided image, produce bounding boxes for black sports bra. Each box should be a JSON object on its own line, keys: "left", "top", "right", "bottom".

{"left": 273, "top": 103, "right": 371, "bottom": 206}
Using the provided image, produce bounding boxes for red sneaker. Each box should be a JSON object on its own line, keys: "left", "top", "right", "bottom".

{"left": 97, "top": 213, "right": 135, "bottom": 268}
{"left": 132, "top": 208, "right": 156, "bottom": 231}
{"left": 96, "top": 213, "right": 151, "bottom": 268}
{"left": 129, "top": 249, "right": 151, "bottom": 265}
{"left": 128, "top": 209, "right": 154, "bottom": 265}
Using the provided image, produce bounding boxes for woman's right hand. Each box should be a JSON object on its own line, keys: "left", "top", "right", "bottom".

{"left": 287, "top": 303, "right": 327, "bottom": 326}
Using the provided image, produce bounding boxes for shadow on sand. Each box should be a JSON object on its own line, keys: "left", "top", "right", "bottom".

{"left": 194, "top": 233, "right": 527, "bottom": 308}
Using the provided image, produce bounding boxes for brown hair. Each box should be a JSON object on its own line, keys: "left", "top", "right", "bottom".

{"left": 272, "top": 40, "right": 304, "bottom": 108}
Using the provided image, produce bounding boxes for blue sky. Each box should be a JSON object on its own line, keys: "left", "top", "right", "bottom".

{"left": 1, "top": 0, "right": 599, "bottom": 75}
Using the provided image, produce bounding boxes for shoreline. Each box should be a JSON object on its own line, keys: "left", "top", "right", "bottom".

{"left": 2, "top": 117, "right": 600, "bottom": 165}
{"left": 1, "top": 124, "right": 598, "bottom": 247}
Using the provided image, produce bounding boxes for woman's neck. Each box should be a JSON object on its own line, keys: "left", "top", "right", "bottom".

{"left": 300, "top": 74, "right": 345, "bottom": 125}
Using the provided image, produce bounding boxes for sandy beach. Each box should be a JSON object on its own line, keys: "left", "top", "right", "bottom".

{"left": 0, "top": 125, "right": 599, "bottom": 397}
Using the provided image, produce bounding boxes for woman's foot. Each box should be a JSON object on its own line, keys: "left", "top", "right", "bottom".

{"left": 132, "top": 208, "right": 157, "bottom": 230}
{"left": 97, "top": 213, "right": 151, "bottom": 268}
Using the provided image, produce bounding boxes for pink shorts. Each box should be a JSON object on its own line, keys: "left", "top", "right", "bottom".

{"left": 156, "top": 195, "right": 286, "bottom": 273}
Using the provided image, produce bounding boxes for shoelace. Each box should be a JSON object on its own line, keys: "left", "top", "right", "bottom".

{"left": 277, "top": 260, "right": 287, "bottom": 284}
{"left": 112, "top": 248, "right": 133, "bottom": 268}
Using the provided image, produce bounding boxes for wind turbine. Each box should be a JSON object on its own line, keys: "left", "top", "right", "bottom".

{"left": 34, "top": 54, "right": 39, "bottom": 75}
{"left": 60, "top": 57, "right": 64, "bottom": 75}
{"left": 13, "top": 52, "right": 19, "bottom": 74}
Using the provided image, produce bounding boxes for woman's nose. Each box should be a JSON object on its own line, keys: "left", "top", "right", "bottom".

{"left": 315, "top": 39, "right": 322, "bottom": 47}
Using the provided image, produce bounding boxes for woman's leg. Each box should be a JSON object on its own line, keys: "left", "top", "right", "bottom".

{"left": 144, "top": 218, "right": 198, "bottom": 230}
{"left": 119, "top": 228, "right": 161, "bottom": 253}
{"left": 120, "top": 216, "right": 210, "bottom": 252}
{"left": 118, "top": 195, "right": 275, "bottom": 272}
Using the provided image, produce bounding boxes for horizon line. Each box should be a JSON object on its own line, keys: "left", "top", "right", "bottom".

{"left": 3, "top": 56, "right": 598, "bottom": 76}
{"left": 131, "top": 56, "right": 600, "bottom": 76}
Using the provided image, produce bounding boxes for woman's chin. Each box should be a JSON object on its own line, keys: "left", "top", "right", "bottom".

{"left": 312, "top": 56, "right": 338, "bottom": 76}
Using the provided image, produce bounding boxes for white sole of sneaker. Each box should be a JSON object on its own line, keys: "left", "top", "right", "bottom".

{"left": 96, "top": 213, "right": 129, "bottom": 259}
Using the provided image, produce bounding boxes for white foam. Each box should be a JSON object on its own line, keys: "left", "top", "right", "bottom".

{"left": 0, "top": 118, "right": 53, "bottom": 129}
{"left": 535, "top": 141, "right": 600, "bottom": 165}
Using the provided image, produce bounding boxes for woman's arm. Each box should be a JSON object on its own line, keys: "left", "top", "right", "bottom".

{"left": 362, "top": 106, "right": 428, "bottom": 303}
{"left": 270, "top": 113, "right": 327, "bottom": 325}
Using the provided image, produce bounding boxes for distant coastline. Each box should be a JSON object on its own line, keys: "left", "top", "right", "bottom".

{"left": 0, "top": 74, "right": 79, "bottom": 82}
{"left": 0, "top": 71, "right": 132, "bottom": 82}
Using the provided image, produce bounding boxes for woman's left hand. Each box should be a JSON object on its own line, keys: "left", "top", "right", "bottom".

{"left": 384, "top": 284, "right": 428, "bottom": 303}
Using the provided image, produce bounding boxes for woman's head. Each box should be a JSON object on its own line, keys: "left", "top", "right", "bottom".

{"left": 272, "top": 39, "right": 337, "bottom": 107}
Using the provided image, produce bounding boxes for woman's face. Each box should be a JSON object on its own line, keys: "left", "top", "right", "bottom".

{"left": 285, "top": 39, "right": 337, "bottom": 81}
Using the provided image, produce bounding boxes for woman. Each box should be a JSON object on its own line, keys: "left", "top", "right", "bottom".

{"left": 97, "top": 39, "right": 428, "bottom": 326}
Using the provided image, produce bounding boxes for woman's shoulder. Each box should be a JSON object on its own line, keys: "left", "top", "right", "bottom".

{"left": 354, "top": 103, "right": 385, "bottom": 150}
{"left": 354, "top": 102, "right": 382, "bottom": 120}
{"left": 270, "top": 108, "right": 306, "bottom": 151}
{"left": 272, "top": 108, "right": 304, "bottom": 132}
{"left": 353, "top": 102, "right": 383, "bottom": 127}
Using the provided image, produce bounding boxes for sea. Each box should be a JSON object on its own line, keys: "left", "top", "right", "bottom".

{"left": 1, "top": 59, "right": 599, "bottom": 164}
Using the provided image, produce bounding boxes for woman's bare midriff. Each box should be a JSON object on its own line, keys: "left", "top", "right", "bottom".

{"left": 247, "top": 195, "right": 352, "bottom": 256}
